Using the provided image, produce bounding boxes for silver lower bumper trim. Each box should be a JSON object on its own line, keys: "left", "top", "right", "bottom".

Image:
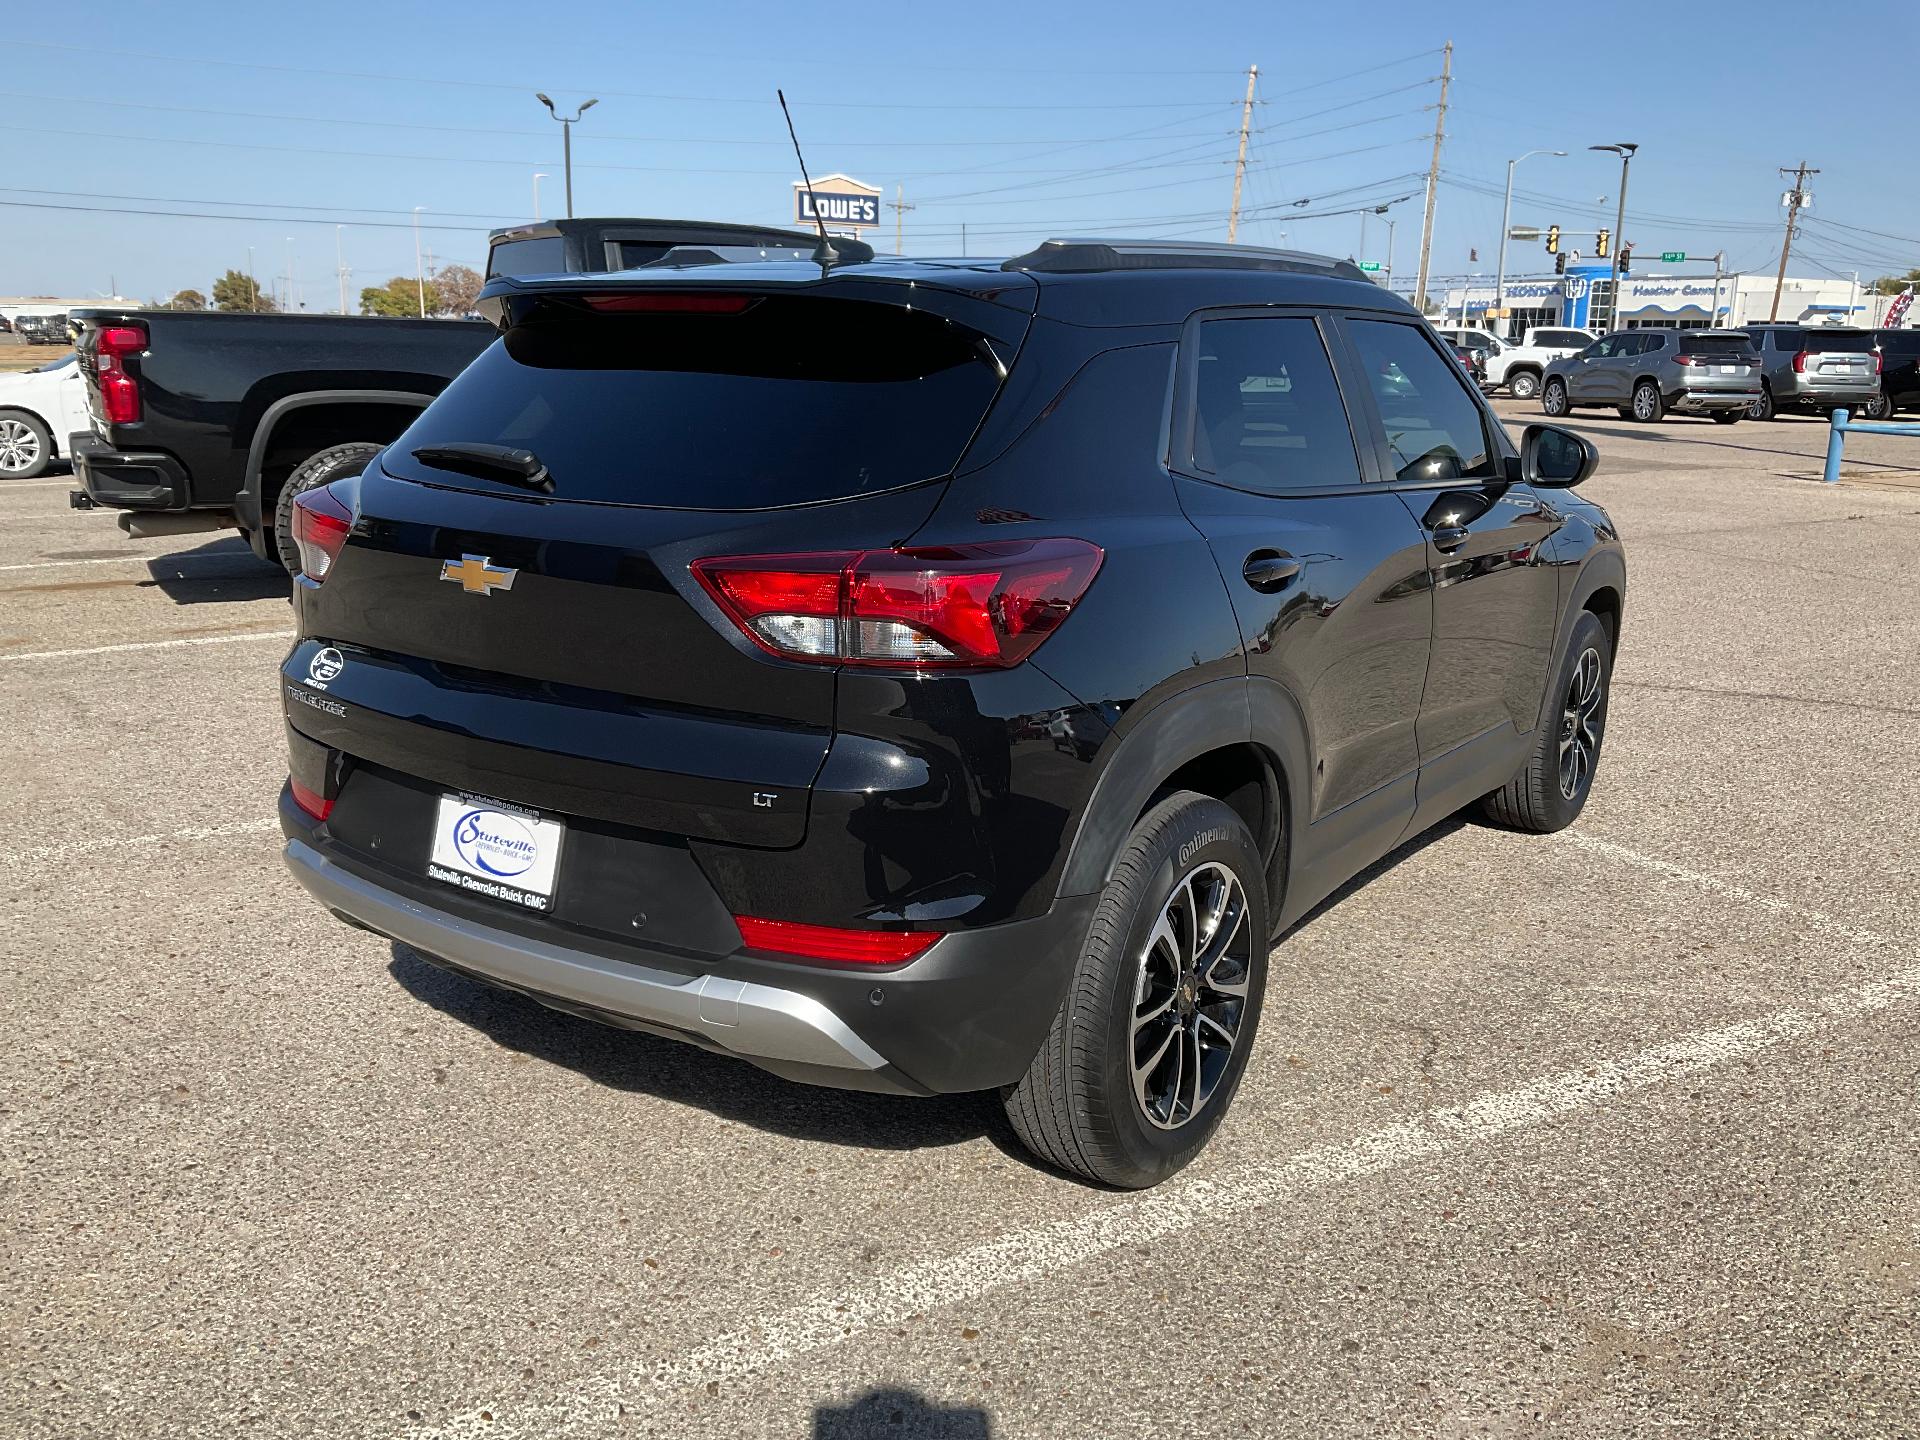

{"left": 285, "top": 839, "right": 887, "bottom": 1073}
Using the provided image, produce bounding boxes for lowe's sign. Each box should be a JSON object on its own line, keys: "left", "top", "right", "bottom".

{"left": 794, "top": 173, "right": 882, "bottom": 230}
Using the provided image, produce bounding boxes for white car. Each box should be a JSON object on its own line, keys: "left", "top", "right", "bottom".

{"left": 0, "top": 350, "right": 92, "bottom": 478}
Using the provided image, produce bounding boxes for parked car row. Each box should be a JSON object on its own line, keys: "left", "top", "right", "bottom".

{"left": 1522, "top": 323, "right": 1917, "bottom": 424}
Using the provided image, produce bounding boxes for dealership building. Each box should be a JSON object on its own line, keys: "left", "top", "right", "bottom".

{"left": 1432, "top": 264, "right": 1897, "bottom": 337}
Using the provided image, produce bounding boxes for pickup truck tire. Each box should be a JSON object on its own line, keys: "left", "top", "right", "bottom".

{"left": 1002, "top": 791, "right": 1269, "bottom": 1189}
{"left": 272, "top": 442, "right": 385, "bottom": 574}
{"left": 1507, "top": 369, "right": 1541, "bottom": 400}
{"left": 0, "top": 409, "right": 54, "bottom": 479}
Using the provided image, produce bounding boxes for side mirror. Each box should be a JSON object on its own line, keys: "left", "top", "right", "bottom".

{"left": 1521, "top": 423, "right": 1598, "bottom": 488}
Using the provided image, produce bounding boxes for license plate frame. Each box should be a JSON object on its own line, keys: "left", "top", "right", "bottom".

{"left": 427, "top": 792, "right": 565, "bottom": 912}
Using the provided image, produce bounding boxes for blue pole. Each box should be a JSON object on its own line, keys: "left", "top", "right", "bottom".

{"left": 1824, "top": 408, "right": 1848, "bottom": 485}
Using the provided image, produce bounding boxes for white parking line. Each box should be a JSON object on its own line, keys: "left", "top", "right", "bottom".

{"left": 413, "top": 957, "right": 1919, "bottom": 1437}
{"left": 0, "top": 817, "right": 280, "bottom": 872}
{"left": 0, "top": 630, "right": 292, "bottom": 665}
{"left": 0, "top": 553, "right": 259, "bottom": 574}
{"left": 1557, "top": 831, "right": 1886, "bottom": 946}
{"left": 0, "top": 556, "right": 145, "bottom": 572}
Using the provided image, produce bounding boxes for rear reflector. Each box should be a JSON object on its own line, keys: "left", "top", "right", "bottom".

{"left": 1792, "top": 350, "right": 1809, "bottom": 373}
{"left": 289, "top": 777, "right": 334, "bottom": 821}
{"left": 735, "top": 916, "right": 939, "bottom": 966}
{"left": 95, "top": 322, "right": 147, "bottom": 425}
{"left": 580, "top": 293, "right": 757, "bottom": 314}
{"left": 290, "top": 481, "right": 355, "bottom": 581}
{"left": 692, "top": 539, "right": 1103, "bottom": 669}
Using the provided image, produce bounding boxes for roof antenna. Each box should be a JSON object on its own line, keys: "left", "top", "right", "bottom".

{"left": 778, "top": 89, "right": 840, "bottom": 269}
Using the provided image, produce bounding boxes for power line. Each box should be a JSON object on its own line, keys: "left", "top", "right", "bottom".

{"left": 0, "top": 186, "right": 520, "bottom": 224}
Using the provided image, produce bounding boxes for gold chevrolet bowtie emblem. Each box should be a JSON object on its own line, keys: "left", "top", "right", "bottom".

{"left": 440, "top": 554, "right": 518, "bottom": 596}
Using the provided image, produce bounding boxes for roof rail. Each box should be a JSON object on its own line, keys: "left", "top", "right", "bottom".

{"left": 1002, "top": 238, "right": 1369, "bottom": 282}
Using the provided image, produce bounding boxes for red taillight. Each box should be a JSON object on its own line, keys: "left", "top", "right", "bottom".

{"left": 691, "top": 540, "right": 1103, "bottom": 669}
{"left": 95, "top": 322, "right": 147, "bottom": 424}
{"left": 735, "top": 916, "right": 939, "bottom": 966}
{"left": 580, "top": 293, "right": 757, "bottom": 314}
{"left": 1792, "top": 350, "right": 1810, "bottom": 373}
{"left": 289, "top": 777, "right": 334, "bottom": 821}
{"left": 1873, "top": 351, "right": 1884, "bottom": 374}
{"left": 290, "top": 482, "right": 354, "bottom": 581}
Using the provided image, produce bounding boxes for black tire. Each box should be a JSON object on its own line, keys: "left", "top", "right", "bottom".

{"left": 1711, "top": 410, "right": 1743, "bottom": 425}
{"left": 271, "top": 442, "right": 384, "bottom": 574}
{"left": 0, "top": 408, "right": 54, "bottom": 479}
{"left": 1863, "top": 392, "right": 1895, "bottom": 421}
{"left": 1630, "top": 380, "right": 1665, "bottom": 423}
{"left": 1748, "top": 385, "right": 1776, "bottom": 422}
{"left": 1540, "top": 377, "right": 1571, "bottom": 417}
{"left": 1480, "top": 610, "right": 1612, "bottom": 834}
{"left": 1507, "top": 369, "right": 1541, "bottom": 400}
{"left": 1003, "top": 791, "right": 1269, "bottom": 1189}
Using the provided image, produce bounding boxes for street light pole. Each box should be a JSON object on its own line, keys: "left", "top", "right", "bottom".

{"left": 1590, "top": 143, "right": 1638, "bottom": 332}
{"left": 536, "top": 94, "right": 598, "bottom": 218}
{"left": 1496, "top": 148, "right": 1566, "bottom": 338}
{"left": 412, "top": 207, "right": 427, "bottom": 318}
{"left": 533, "top": 172, "right": 549, "bottom": 221}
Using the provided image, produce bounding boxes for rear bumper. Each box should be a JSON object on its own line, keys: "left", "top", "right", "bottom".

{"left": 1667, "top": 387, "right": 1761, "bottom": 412}
{"left": 1779, "top": 386, "right": 1880, "bottom": 412}
{"left": 281, "top": 788, "right": 1095, "bottom": 1096}
{"left": 69, "top": 432, "right": 191, "bottom": 510}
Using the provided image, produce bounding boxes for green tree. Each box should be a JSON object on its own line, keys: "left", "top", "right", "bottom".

{"left": 431, "top": 263, "right": 483, "bottom": 317}
{"left": 1873, "top": 268, "right": 1920, "bottom": 295}
{"left": 168, "top": 288, "right": 207, "bottom": 311}
{"left": 359, "top": 276, "right": 428, "bottom": 318}
{"left": 211, "top": 270, "right": 275, "bottom": 312}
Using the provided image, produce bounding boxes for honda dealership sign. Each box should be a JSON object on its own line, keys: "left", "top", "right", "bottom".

{"left": 794, "top": 174, "right": 881, "bottom": 230}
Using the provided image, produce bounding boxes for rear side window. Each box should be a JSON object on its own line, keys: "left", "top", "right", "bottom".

{"left": 485, "top": 235, "right": 568, "bottom": 281}
{"left": 1533, "top": 329, "right": 1591, "bottom": 348}
{"left": 385, "top": 295, "right": 1001, "bottom": 509}
{"left": 1190, "top": 317, "right": 1363, "bottom": 493}
{"left": 1680, "top": 333, "right": 1757, "bottom": 355}
{"left": 1347, "top": 319, "right": 1497, "bottom": 484}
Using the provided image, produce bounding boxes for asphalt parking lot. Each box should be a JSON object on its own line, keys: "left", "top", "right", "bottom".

{"left": 5, "top": 403, "right": 1918, "bottom": 1438}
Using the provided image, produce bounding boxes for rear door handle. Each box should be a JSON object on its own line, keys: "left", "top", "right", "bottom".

{"left": 1241, "top": 551, "right": 1303, "bottom": 592}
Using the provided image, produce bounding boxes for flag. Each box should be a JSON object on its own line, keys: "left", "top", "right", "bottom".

{"left": 1888, "top": 286, "right": 1914, "bottom": 328}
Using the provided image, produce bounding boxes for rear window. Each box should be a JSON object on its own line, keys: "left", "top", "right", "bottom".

{"left": 1802, "top": 330, "right": 1875, "bottom": 353}
{"left": 1751, "top": 327, "right": 1802, "bottom": 350}
{"left": 385, "top": 294, "right": 1002, "bottom": 509}
{"left": 1532, "top": 329, "right": 1591, "bottom": 348}
{"left": 1680, "top": 333, "right": 1757, "bottom": 355}
{"left": 485, "top": 235, "right": 568, "bottom": 281}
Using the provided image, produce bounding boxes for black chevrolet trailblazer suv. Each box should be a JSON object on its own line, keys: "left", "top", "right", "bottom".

{"left": 279, "top": 239, "right": 1625, "bottom": 1187}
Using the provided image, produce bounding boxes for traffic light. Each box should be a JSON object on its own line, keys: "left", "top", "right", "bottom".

{"left": 1546, "top": 225, "right": 1560, "bottom": 255}
{"left": 1595, "top": 228, "right": 1610, "bottom": 258}
{"left": 1619, "top": 245, "right": 1632, "bottom": 276}
{"left": 1555, "top": 252, "right": 1567, "bottom": 275}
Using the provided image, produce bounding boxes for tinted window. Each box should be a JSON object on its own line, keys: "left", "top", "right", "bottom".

{"left": 1803, "top": 330, "right": 1876, "bottom": 353}
{"left": 1533, "top": 329, "right": 1592, "bottom": 348}
{"left": 1191, "top": 317, "right": 1363, "bottom": 492}
{"left": 485, "top": 235, "right": 568, "bottom": 280}
{"left": 386, "top": 295, "right": 1001, "bottom": 509}
{"left": 1680, "top": 333, "right": 1758, "bottom": 355}
{"left": 1757, "top": 328, "right": 1804, "bottom": 351}
{"left": 1879, "top": 331, "right": 1920, "bottom": 356}
{"left": 1348, "top": 319, "right": 1496, "bottom": 484}
{"left": 1640, "top": 332, "right": 1672, "bottom": 352}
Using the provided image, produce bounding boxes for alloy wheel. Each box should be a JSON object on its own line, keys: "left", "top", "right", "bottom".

{"left": 1633, "top": 385, "right": 1657, "bottom": 421}
{"left": 1131, "top": 861, "right": 1253, "bottom": 1131}
{"left": 1559, "top": 646, "right": 1605, "bottom": 800}
{"left": 0, "top": 419, "right": 42, "bottom": 474}
{"left": 1543, "top": 381, "right": 1568, "bottom": 416}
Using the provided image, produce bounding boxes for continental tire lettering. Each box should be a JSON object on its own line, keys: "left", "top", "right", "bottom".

{"left": 1179, "top": 827, "right": 1230, "bottom": 867}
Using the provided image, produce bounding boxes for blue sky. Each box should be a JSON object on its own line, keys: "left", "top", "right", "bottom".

{"left": 3, "top": 0, "right": 1913, "bottom": 305}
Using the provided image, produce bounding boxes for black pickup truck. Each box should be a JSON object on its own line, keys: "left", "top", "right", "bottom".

{"left": 70, "top": 217, "right": 840, "bottom": 570}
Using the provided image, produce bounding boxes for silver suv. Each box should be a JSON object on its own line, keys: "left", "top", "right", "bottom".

{"left": 1540, "top": 329, "right": 1761, "bottom": 424}
{"left": 1739, "top": 325, "right": 1881, "bottom": 420}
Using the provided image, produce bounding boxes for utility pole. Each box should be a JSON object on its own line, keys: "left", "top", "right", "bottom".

{"left": 336, "top": 225, "right": 349, "bottom": 314}
{"left": 1226, "top": 64, "right": 1257, "bottom": 243}
{"left": 412, "top": 207, "right": 427, "bottom": 318}
{"left": 537, "top": 94, "right": 598, "bottom": 218}
{"left": 890, "top": 184, "right": 914, "bottom": 256}
{"left": 1413, "top": 41, "right": 1451, "bottom": 315}
{"left": 961, "top": 222, "right": 967, "bottom": 257}
{"left": 1769, "top": 162, "right": 1817, "bottom": 321}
